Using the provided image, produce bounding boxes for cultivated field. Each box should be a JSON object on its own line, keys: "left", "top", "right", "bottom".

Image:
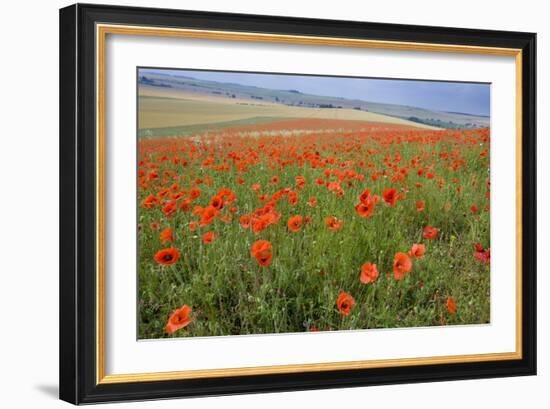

{"left": 137, "top": 118, "right": 490, "bottom": 339}
{"left": 138, "top": 86, "right": 438, "bottom": 137}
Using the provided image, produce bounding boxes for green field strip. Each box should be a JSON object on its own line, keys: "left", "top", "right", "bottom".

{"left": 138, "top": 116, "right": 293, "bottom": 138}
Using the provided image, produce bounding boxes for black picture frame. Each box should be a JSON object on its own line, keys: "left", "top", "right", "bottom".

{"left": 60, "top": 3, "right": 536, "bottom": 404}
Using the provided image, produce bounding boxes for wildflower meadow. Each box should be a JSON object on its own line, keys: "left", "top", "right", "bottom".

{"left": 137, "top": 118, "right": 490, "bottom": 339}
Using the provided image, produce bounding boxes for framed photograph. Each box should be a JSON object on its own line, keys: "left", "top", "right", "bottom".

{"left": 59, "top": 3, "right": 536, "bottom": 404}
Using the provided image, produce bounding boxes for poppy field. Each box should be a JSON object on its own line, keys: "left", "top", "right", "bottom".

{"left": 137, "top": 117, "right": 490, "bottom": 339}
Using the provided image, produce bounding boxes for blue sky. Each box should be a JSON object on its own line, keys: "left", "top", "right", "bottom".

{"left": 141, "top": 68, "right": 490, "bottom": 116}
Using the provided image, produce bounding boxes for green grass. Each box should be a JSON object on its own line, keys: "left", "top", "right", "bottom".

{"left": 138, "top": 116, "right": 290, "bottom": 138}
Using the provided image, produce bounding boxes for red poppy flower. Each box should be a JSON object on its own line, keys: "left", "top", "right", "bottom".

{"left": 327, "top": 181, "right": 341, "bottom": 192}
{"left": 360, "top": 263, "right": 379, "bottom": 284}
{"left": 446, "top": 297, "right": 457, "bottom": 314}
{"left": 159, "top": 227, "right": 173, "bottom": 244}
{"left": 165, "top": 305, "right": 193, "bottom": 334}
{"left": 251, "top": 240, "right": 273, "bottom": 267}
{"left": 409, "top": 243, "right": 426, "bottom": 258}
{"left": 470, "top": 204, "right": 479, "bottom": 214}
{"left": 239, "top": 214, "right": 251, "bottom": 229}
{"left": 189, "top": 188, "right": 201, "bottom": 200}
{"left": 156, "top": 189, "right": 169, "bottom": 199}
{"left": 416, "top": 201, "right": 425, "bottom": 212}
{"left": 295, "top": 175, "right": 306, "bottom": 189}
{"left": 474, "top": 243, "right": 490, "bottom": 263}
{"left": 171, "top": 191, "right": 184, "bottom": 201}
{"left": 142, "top": 194, "right": 160, "bottom": 209}
{"left": 393, "top": 252, "right": 412, "bottom": 280}
{"left": 383, "top": 188, "right": 398, "bottom": 207}
{"left": 179, "top": 198, "right": 191, "bottom": 212}
{"left": 325, "top": 216, "right": 343, "bottom": 231}
{"left": 162, "top": 201, "right": 178, "bottom": 218}
{"left": 359, "top": 188, "right": 372, "bottom": 204}
{"left": 199, "top": 205, "right": 218, "bottom": 226}
{"left": 251, "top": 218, "right": 268, "bottom": 234}
{"left": 308, "top": 196, "right": 317, "bottom": 207}
{"left": 202, "top": 231, "right": 216, "bottom": 244}
{"left": 287, "top": 215, "right": 303, "bottom": 232}
{"left": 217, "top": 188, "right": 236, "bottom": 204}
{"left": 288, "top": 191, "right": 298, "bottom": 205}
{"left": 210, "top": 195, "right": 224, "bottom": 210}
{"left": 154, "top": 247, "right": 180, "bottom": 265}
{"left": 336, "top": 291, "right": 355, "bottom": 316}
{"left": 355, "top": 197, "right": 376, "bottom": 218}
{"left": 423, "top": 225, "right": 439, "bottom": 240}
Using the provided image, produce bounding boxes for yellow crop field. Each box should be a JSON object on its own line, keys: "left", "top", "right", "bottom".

{"left": 138, "top": 88, "right": 439, "bottom": 131}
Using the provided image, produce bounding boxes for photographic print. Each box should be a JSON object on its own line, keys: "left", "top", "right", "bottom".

{"left": 60, "top": 6, "right": 536, "bottom": 403}
{"left": 137, "top": 68, "right": 491, "bottom": 339}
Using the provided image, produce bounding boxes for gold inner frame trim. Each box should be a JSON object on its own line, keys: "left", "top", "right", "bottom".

{"left": 96, "top": 23, "right": 523, "bottom": 385}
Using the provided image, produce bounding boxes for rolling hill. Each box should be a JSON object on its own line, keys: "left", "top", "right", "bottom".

{"left": 138, "top": 71, "right": 489, "bottom": 134}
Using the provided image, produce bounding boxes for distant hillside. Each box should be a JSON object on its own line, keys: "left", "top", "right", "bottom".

{"left": 138, "top": 72, "right": 490, "bottom": 129}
